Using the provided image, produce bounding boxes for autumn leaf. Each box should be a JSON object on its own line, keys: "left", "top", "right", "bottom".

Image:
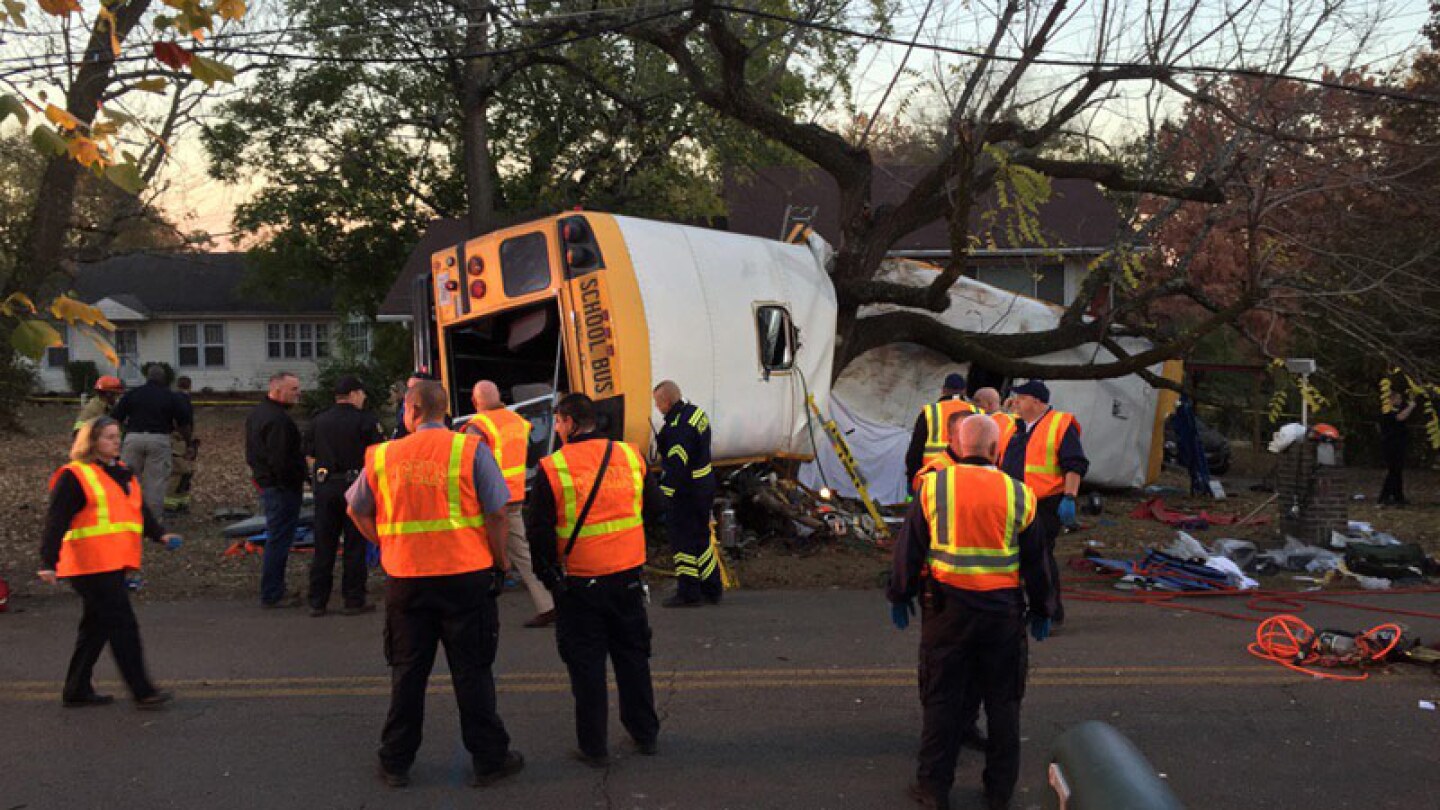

{"left": 97, "top": 6, "right": 121, "bottom": 57}
{"left": 103, "top": 162, "right": 145, "bottom": 195}
{"left": 36, "top": 0, "right": 81, "bottom": 16}
{"left": 66, "top": 136, "right": 103, "bottom": 167}
{"left": 189, "top": 55, "right": 236, "bottom": 87}
{"left": 216, "top": 0, "right": 247, "bottom": 22}
{"left": 44, "top": 104, "right": 80, "bottom": 131}
{"left": 154, "top": 41, "right": 193, "bottom": 70}
{"left": 78, "top": 324, "right": 119, "bottom": 366}
{"left": 0, "top": 0, "right": 27, "bottom": 28}
{"left": 50, "top": 296, "right": 115, "bottom": 331}
{"left": 0, "top": 94, "right": 28, "bottom": 126}
{"left": 10, "top": 320, "right": 63, "bottom": 361}
{"left": 0, "top": 292, "right": 37, "bottom": 317}
{"left": 134, "top": 78, "right": 168, "bottom": 94}
{"left": 30, "top": 126, "right": 68, "bottom": 157}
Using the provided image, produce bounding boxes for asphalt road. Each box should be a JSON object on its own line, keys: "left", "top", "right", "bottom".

{"left": 2, "top": 586, "right": 1438, "bottom": 810}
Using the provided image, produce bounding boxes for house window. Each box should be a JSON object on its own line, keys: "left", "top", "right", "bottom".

{"left": 343, "top": 321, "right": 372, "bottom": 357}
{"left": 178, "top": 322, "right": 226, "bottom": 368}
{"left": 968, "top": 264, "right": 1066, "bottom": 305}
{"left": 755, "top": 305, "right": 795, "bottom": 372}
{"left": 266, "top": 322, "right": 330, "bottom": 360}
{"left": 46, "top": 325, "right": 70, "bottom": 367}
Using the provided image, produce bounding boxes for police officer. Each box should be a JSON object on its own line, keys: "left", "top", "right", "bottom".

{"left": 346, "top": 381, "right": 524, "bottom": 789}
{"left": 304, "top": 375, "right": 384, "bottom": 617}
{"left": 888, "top": 413, "right": 1056, "bottom": 810}
{"left": 529, "top": 393, "right": 660, "bottom": 765}
{"left": 999, "top": 381, "right": 1087, "bottom": 625}
{"left": 465, "top": 380, "right": 553, "bottom": 627}
{"left": 905, "top": 373, "right": 978, "bottom": 489}
{"left": 652, "top": 380, "right": 721, "bottom": 608}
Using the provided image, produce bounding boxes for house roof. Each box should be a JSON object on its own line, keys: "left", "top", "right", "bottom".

{"left": 74, "top": 252, "right": 336, "bottom": 316}
{"left": 723, "top": 166, "right": 1126, "bottom": 253}
{"left": 378, "top": 218, "right": 470, "bottom": 320}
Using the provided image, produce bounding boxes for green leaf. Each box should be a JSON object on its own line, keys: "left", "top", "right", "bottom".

{"left": 30, "top": 125, "right": 68, "bottom": 156}
{"left": 10, "top": 319, "right": 62, "bottom": 361}
{"left": 189, "top": 55, "right": 236, "bottom": 87}
{"left": 0, "top": 94, "right": 27, "bottom": 126}
{"left": 104, "top": 161, "right": 145, "bottom": 194}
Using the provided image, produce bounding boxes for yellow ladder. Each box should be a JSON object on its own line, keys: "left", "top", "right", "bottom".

{"left": 806, "top": 395, "right": 891, "bottom": 542}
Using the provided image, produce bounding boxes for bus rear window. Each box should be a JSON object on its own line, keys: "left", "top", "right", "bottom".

{"left": 499, "top": 232, "right": 551, "bottom": 297}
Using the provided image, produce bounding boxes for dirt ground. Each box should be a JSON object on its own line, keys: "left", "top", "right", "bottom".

{"left": 3, "top": 402, "right": 1436, "bottom": 603}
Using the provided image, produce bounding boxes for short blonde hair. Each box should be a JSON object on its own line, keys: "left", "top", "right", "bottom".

{"left": 70, "top": 416, "right": 118, "bottom": 463}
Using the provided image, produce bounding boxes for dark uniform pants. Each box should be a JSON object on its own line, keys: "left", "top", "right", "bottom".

{"left": 1035, "top": 494, "right": 1065, "bottom": 623}
{"left": 64, "top": 570, "right": 159, "bottom": 701}
{"left": 666, "top": 484, "right": 722, "bottom": 603}
{"left": 380, "top": 571, "right": 510, "bottom": 773}
{"left": 1379, "top": 444, "right": 1406, "bottom": 504}
{"left": 916, "top": 592, "right": 1028, "bottom": 806}
{"left": 555, "top": 570, "right": 660, "bottom": 756}
{"left": 308, "top": 478, "right": 369, "bottom": 610}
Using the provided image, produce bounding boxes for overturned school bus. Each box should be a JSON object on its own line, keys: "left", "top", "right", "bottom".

{"left": 412, "top": 211, "right": 837, "bottom": 467}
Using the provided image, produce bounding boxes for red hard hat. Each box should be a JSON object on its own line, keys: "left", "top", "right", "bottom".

{"left": 95, "top": 375, "right": 124, "bottom": 393}
{"left": 1312, "top": 423, "right": 1341, "bottom": 441}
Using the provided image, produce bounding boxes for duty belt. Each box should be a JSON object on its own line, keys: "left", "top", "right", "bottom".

{"left": 314, "top": 467, "right": 361, "bottom": 484}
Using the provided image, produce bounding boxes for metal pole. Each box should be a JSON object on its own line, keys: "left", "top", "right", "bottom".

{"left": 1301, "top": 373, "right": 1309, "bottom": 428}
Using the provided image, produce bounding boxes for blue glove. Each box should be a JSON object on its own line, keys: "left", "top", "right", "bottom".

{"left": 890, "top": 601, "right": 914, "bottom": 631}
{"left": 164, "top": 535, "right": 183, "bottom": 551}
{"left": 1029, "top": 616, "right": 1052, "bottom": 642}
{"left": 1057, "top": 495, "right": 1078, "bottom": 527}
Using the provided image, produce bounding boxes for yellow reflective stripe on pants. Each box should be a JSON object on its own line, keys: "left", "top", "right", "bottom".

{"left": 691, "top": 464, "right": 712, "bottom": 479}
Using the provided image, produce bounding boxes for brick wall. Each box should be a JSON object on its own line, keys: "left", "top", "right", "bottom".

{"left": 1276, "top": 439, "right": 1348, "bottom": 546}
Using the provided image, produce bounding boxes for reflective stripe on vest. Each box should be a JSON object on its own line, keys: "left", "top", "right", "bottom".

{"left": 911, "top": 453, "right": 957, "bottom": 494}
{"left": 922, "top": 399, "right": 977, "bottom": 464}
{"left": 468, "top": 410, "right": 531, "bottom": 502}
{"left": 550, "top": 443, "right": 645, "bottom": 540}
{"left": 920, "top": 465, "right": 1035, "bottom": 591}
{"left": 53, "top": 462, "right": 144, "bottom": 577}
{"left": 365, "top": 430, "right": 493, "bottom": 578}
{"left": 1021, "top": 410, "right": 1075, "bottom": 498}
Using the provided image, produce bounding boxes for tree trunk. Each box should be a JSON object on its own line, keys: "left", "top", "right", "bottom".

{"left": 461, "top": 0, "right": 499, "bottom": 235}
{"left": 10, "top": 0, "right": 151, "bottom": 297}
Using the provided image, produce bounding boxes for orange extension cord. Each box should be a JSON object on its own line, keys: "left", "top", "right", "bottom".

{"left": 1064, "top": 563, "right": 1440, "bottom": 681}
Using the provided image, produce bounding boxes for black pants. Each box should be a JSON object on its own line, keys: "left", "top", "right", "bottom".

{"left": 555, "top": 569, "right": 660, "bottom": 756}
{"left": 380, "top": 571, "right": 510, "bottom": 773}
{"left": 916, "top": 592, "right": 1028, "bottom": 806}
{"left": 1379, "top": 447, "right": 1406, "bottom": 505}
{"left": 666, "top": 486, "right": 722, "bottom": 603}
{"left": 1034, "top": 495, "right": 1065, "bottom": 622}
{"left": 64, "top": 570, "right": 158, "bottom": 701}
{"left": 308, "top": 479, "right": 368, "bottom": 609}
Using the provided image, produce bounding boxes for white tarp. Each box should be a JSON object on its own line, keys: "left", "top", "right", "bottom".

{"left": 798, "top": 392, "right": 912, "bottom": 505}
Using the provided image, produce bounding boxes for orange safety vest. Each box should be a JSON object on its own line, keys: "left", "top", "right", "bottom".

{"left": 921, "top": 398, "right": 978, "bottom": 467}
{"left": 464, "top": 409, "right": 532, "bottom": 504}
{"left": 364, "top": 429, "right": 492, "bottom": 578}
{"left": 48, "top": 461, "right": 144, "bottom": 578}
{"left": 911, "top": 452, "right": 958, "bottom": 494}
{"left": 919, "top": 464, "right": 1037, "bottom": 591}
{"left": 1021, "top": 409, "right": 1078, "bottom": 499}
{"left": 539, "top": 439, "right": 647, "bottom": 578}
{"left": 992, "top": 412, "right": 1019, "bottom": 456}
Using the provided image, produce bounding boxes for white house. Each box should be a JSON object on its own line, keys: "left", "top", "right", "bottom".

{"left": 35, "top": 252, "right": 369, "bottom": 393}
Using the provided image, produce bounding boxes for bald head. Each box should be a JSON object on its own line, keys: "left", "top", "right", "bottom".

{"left": 405, "top": 380, "right": 449, "bottom": 430}
{"left": 471, "top": 380, "right": 502, "bottom": 411}
{"left": 653, "top": 379, "right": 682, "bottom": 416}
{"left": 958, "top": 412, "right": 1000, "bottom": 462}
{"left": 973, "top": 387, "right": 1001, "bottom": 413}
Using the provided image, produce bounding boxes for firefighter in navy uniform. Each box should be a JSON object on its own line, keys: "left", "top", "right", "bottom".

{"left": 651, "top": 380, "right": 721, "bottom": 607}
{"left": 529, "top": 394, "right": 660, "bottom": 766}
{"left": 304, "top": 375, "right": 384, "bottom": 616}
{"left": 888, "top": 413, "right": 1056, "bottom": 810}
{"left": 346, "top": 381, "right": 524, "bottom": 789}
{"left": 905, "top": 373, "right": 978, "bottom": 490}
{"left": 999, "top": 380, "right": 1087, "bottom": 626}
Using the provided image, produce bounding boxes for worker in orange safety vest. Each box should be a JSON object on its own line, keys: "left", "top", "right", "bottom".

{"left": 38, "top": 416, "right": 181, "bottom": 710}
{"left": 464, "top": 379, "right": 553, "bottom": 628}
{"left": 528, "top": 393, "right": 659, "bottom": 767}
{"left": 347, "top": 381, "right": 524, "bottom": 790}
{"left": 906, "top": 373, "right": 979, "bottom": 490}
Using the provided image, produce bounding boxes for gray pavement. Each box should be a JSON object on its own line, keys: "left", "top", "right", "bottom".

{"left": 1, "top": 586, "right": 1438, "bottom": 809}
